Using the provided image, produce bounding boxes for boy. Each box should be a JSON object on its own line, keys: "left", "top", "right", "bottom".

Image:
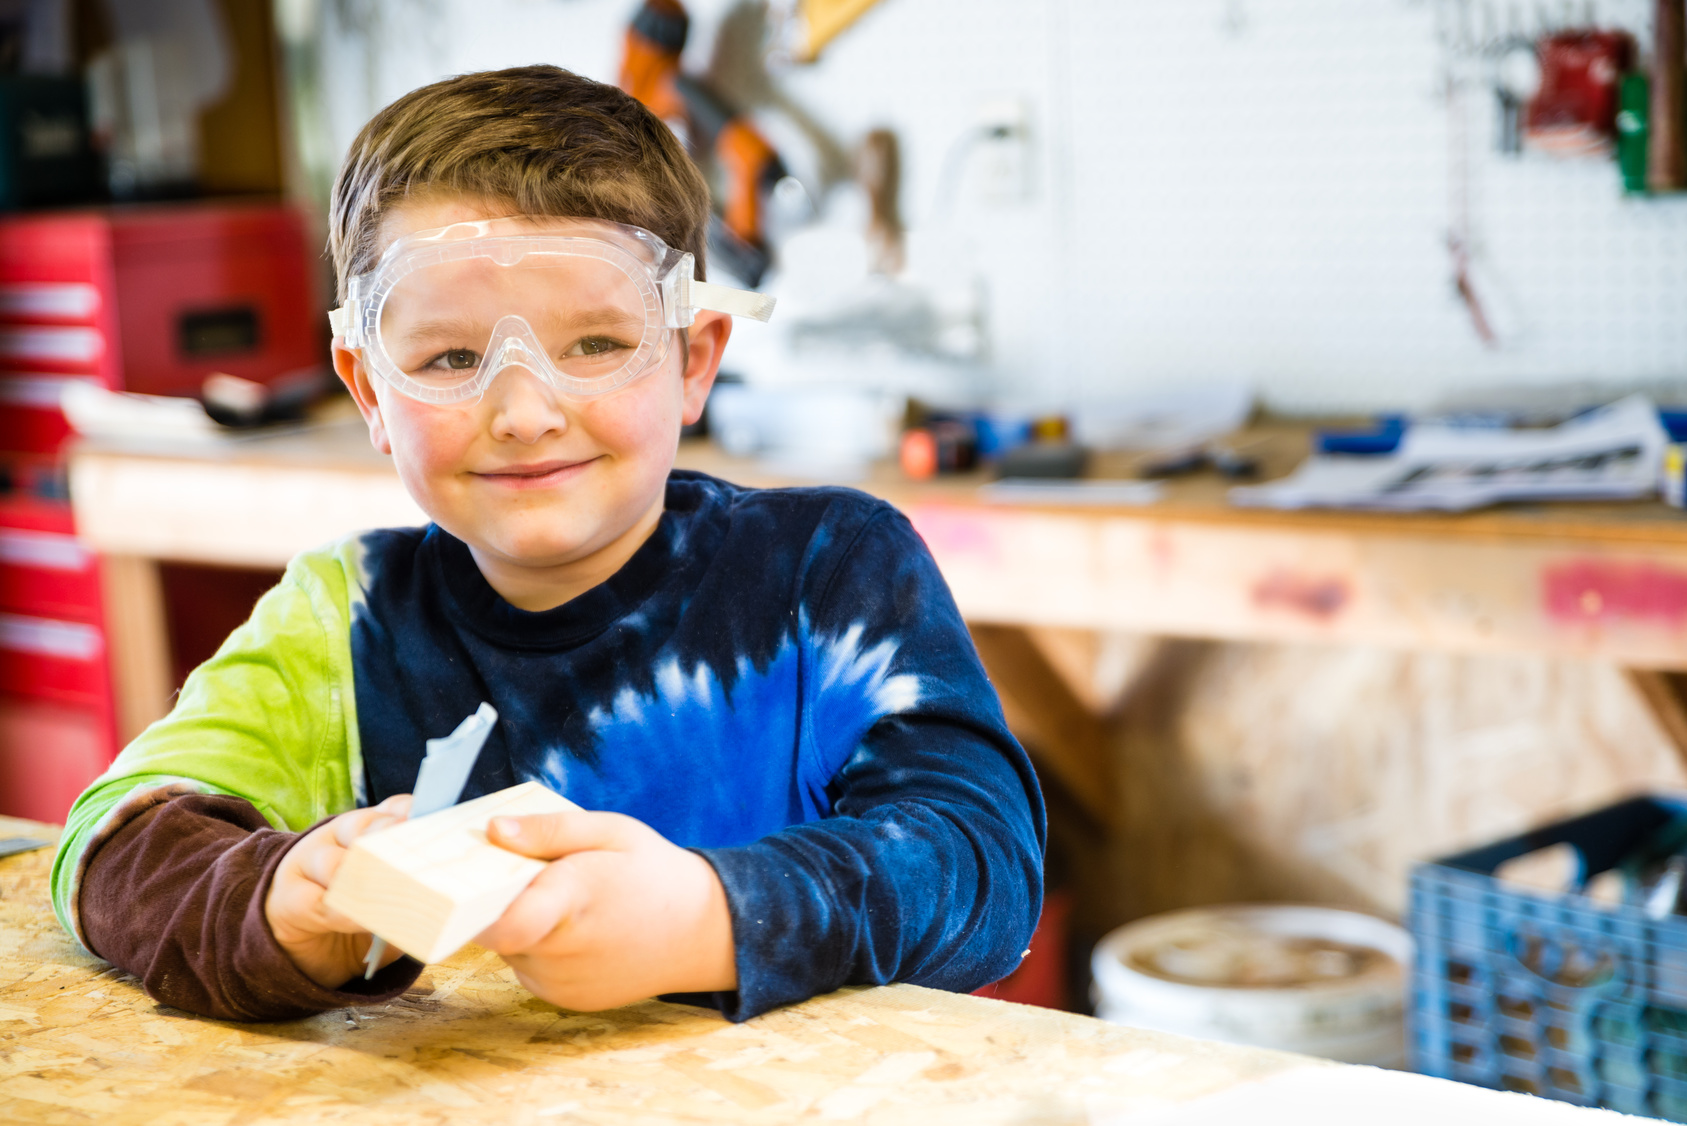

{"left": 49, "top": 66, "right": 1043, "bottom": 1023}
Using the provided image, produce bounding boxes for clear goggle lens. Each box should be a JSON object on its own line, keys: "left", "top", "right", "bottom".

{"left": 376, "top": 244, "right": 665, "bottom": 401}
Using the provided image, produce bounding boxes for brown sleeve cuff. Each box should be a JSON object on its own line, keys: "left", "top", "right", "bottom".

{"left": 80, "top": 794, "right": 422, "bottom": 1022}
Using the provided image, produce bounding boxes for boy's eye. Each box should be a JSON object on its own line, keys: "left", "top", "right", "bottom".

{"left": 414, "top": 348, "right": 481, "bottom": 375}
{"left": 564, "top": 336, "right": 627, "bottom": 359}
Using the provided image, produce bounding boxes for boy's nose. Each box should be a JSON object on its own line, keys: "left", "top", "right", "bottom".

{"left": 486, "top": 363, "right": 570, "bottom": 444}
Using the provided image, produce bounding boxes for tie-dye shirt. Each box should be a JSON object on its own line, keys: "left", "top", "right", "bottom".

{"left": 53, "top": 471, "right": 1045, "bottom": 1019}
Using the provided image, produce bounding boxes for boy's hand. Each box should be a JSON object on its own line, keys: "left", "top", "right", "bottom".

{"left": 264, "top": 795, "right": 413, "bottom": 988}
{"left": 477, "top": 810, "right": 738, "bottom": 1011}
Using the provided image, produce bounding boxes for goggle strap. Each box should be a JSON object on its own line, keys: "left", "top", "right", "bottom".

{"left": 327, "top": 305, "right": 355, "bottom": 342}
{"left": 687, "top": 279, "right": 776, "bottom": 322}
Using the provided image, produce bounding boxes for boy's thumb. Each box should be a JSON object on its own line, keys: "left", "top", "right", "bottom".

{"left": 486, "top": 810, "right": 625, "bottom": 859}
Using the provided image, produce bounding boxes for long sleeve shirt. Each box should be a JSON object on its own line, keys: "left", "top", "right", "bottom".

{"left": 52, "top": 471, "right": 1045, "bottom": 1021}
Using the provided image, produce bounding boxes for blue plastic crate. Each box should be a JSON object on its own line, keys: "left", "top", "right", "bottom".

{"left": 1410, "top": 796, "right": 1687, "bottom": 1119}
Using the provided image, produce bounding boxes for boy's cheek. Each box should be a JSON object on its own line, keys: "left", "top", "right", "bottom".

{"left": 586, "top": 374, "right": 685, "bottom": 454}
{"left": 384, "top": 404, "right": 478, "bottom": 480}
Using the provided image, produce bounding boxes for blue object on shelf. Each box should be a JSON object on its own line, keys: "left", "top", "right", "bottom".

{"left": 1313, "top": 415, "right": 1407, "bottom": 455}
{"left": 1410, "top": 795, "right": 1687, "bottom": 1119}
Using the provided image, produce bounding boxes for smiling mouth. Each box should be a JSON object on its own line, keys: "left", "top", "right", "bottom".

{"left": 473, "top": 457, "right": 598, "bottom": 486}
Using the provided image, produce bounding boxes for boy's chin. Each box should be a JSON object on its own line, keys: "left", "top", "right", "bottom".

{"left": 480, "top": 532, "right": 597, "bottom": 569}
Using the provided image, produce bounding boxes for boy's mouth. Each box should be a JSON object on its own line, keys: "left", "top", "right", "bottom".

{"left": 473, "top": 457, "right": 598, "bottom": 488}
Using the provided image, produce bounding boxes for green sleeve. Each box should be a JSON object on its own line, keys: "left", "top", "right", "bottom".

{"left": 50, "top": 542, "right": 366, "bottom": 942}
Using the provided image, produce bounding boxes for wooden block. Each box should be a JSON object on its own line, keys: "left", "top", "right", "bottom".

{"left": 323, "top": 782, "right": 578, "bottom": 964}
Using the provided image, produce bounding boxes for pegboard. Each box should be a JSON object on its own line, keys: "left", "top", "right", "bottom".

{"left": 304, "top": 0, "right": 1687, "bottom": 414}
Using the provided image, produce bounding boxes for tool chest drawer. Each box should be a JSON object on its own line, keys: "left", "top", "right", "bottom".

{"left": 0, "top": 526, "right": 99, "bottom": 622}
{"left": 0, "top": 697, "right": 112, "bottom": 823}
{"left": 0, "top": 611, "right": 107, "bottom": 709}
{"left": 0, "top": 375, "right": 80, "bottom": 454}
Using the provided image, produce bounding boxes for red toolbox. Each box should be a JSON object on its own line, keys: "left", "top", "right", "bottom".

{"left": 0, "top": 203, "right": 322, "bottom": 822}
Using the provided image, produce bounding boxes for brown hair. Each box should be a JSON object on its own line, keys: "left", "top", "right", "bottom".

{"left": 328, "top": 65, "right": 710, "bottom": 301}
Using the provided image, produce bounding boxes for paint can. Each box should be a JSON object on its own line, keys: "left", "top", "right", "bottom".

{"left": 1091, "top": 904, "right": 1412, "bottom": 1067}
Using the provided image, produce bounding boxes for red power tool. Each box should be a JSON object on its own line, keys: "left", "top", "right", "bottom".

{"left": 619, "top": 0, "right": 786, "bottom": 286}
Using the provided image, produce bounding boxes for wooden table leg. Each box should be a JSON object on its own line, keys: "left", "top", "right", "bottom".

{"left": 99, "top": 555, "right": 173, "bottom": 747}
{"left": 971, "top": 623, "right": 1121, "bottom": 829}
{"left": 1628, "top": 669, "right": 1687, "bottom": 779}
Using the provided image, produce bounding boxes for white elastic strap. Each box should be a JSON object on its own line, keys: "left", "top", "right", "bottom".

{"left": 328, "top": 306, "right": 353, "bottom": 340}
{"left": 690, "top": 279, "right": 776, "bottom": 323}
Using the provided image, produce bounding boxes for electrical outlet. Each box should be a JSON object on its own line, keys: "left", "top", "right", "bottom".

{"left": 971, "top": 96, "right": 1033, "bottom": 204}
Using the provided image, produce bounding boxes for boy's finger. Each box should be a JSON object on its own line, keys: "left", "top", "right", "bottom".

{"left": 475, "top": 862, "right": 581, "bottom": 953}
{"left": 295, "top": 838, "right": 346, "bottom": 888}
{"left": 332, "top": 808, "right": 404, "bottom": 848}
{"left": 485, "top": 809, "right": 631, "bottom": 860}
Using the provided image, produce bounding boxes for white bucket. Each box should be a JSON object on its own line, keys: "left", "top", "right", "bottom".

{"left": 1091, "top": 904, "right": 1413, "bottom": 1067}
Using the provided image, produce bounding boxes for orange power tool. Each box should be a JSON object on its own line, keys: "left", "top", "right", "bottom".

{"left": 619, "top": 0, "right": 786, "bottom": 286}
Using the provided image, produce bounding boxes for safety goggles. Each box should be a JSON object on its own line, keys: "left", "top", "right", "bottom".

{"left": 327, "top": 216, "right": 774, "bottom": 404}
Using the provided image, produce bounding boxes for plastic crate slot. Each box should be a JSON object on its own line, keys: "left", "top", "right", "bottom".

{"left": 1598, "top": 1053, "right": 1649, "bottom": 1091}
{"left": 1596, "top": 1009, "right": 1644, "bottom": 1046}
{"left": 1545, "top": 1024, "right": 1572, "bottom": 1050}
{"left": 1655, "top": 1052, "right": 1687, "bottom": 1084}
{"left": 1501, "top": 1073, "right": 1541, "bottom": 1095}
{"left": 1654, "top": 1092, "right": 1687, "bottom": 1124}
{"left": 1496, "top": 995, "right": 1534, "bottom": 1022}
{"left": 1451, "top": 1041, "right": 1479, "bottom": 1065}
{"left": 1447, "top": 960, "right": 1476, "bottom": 986}
{"left": 1546, "top": 1067, "right": 1585, "bottom": 1095}
{"left": 1500, "top": 1033, "right": 1538, "bottom": 1062}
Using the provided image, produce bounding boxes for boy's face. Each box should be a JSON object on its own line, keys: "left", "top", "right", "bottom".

{"left": 332, "top": 197, "right": 730, "bottom": 594}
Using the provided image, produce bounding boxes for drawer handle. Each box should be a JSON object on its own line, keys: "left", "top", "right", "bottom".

{"left": 0, "top": 529, "right": 90, "bottom": 572}
{"left": 0, "top": 613, "right": 101, "bottom": 661}
{"left": 0, "top": 327, "right": 102, "bottom": 364}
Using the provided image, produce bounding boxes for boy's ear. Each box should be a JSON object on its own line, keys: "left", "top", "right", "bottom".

{"left": 332, "top": 342, "right": 393, "bottom": 455}
{"left": 679, "top": 312, "right": 732, "bottom": 428}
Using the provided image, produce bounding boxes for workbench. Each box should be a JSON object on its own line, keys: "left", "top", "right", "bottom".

{"left": 65, "top": 413, "right": 1687, "bottom": 829}
{"left": 0, "top": 819, "right": 1626, "bottom": 1123}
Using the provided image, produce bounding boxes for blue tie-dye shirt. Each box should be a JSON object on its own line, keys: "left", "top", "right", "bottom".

{"left": 354, "top": 471, "right": 1043, "bottom": 1017}
{"left": 53, "top": 470, "right": 1045, "bottom": 1021}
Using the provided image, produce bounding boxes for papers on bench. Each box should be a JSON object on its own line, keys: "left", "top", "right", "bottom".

{"left": 1230, "top": 395, "right": 1668, "bottom": 513}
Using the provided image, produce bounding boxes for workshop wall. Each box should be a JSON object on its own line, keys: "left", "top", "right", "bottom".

{"left": 291, "top": 0, "right": 1687, "bottom": 415}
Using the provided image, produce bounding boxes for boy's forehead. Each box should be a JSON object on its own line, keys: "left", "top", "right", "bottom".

{"left": 373, "top": 198, "right": 635, "bottom": 264}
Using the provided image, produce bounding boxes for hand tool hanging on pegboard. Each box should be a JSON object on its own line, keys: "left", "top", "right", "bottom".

{"left": 619, "top": 0, "right": 788, "bottom": 287}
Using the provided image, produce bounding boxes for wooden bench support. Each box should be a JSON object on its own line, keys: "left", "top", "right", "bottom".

{"left": 971, "top": 623, "right": 1126, "bottom": 829}
{"left": 1628, "top": 668, "right": 1687, "bottom": 779}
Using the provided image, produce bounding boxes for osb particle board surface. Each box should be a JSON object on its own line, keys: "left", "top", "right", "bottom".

{"left": 0, "top": 837, "right": 1308, "bottom": 1125}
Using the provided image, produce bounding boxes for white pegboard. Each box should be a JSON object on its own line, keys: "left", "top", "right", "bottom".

{"left": 309, "top": 0, "right": 1687, "bottom": 414}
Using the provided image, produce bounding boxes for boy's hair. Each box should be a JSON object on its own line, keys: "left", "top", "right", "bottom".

{"left": 328, "top": 65, "right": 710, "bottom": 302}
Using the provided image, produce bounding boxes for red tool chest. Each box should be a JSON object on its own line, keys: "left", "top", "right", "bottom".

{"left": 0, "top": 203, "right": 321, "bottom": 822}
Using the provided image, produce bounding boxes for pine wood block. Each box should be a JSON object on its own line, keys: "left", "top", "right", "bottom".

{"left": 323, "top": 782, "right": 578, "bottom": 964}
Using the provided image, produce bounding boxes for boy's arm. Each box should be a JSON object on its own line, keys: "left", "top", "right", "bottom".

{"left": 51, "top": 550, "right": 421, "bottom": 1018}
{"left": 694, "top": 506, "right": 1048, "bottom": 1020}
{"left": 78, "top": 793, "right": 418, "bottom": 1020}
